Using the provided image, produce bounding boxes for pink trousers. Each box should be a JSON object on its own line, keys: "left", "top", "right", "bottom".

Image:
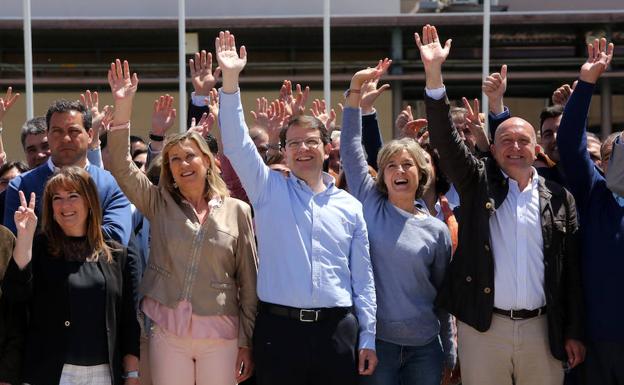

{"left": 149, "top": 325, "right": 239, "bottom": 385}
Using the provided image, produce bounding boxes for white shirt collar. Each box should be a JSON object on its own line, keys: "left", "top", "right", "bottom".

{"left": 47, "top": 157, "right": 90, "bottom": 172}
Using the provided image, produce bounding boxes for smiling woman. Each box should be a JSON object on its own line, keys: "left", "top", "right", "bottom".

{"left": 1, "top": 166, "right": 140, "bottom": 385}
{"left": 106, "top": 59, "right": 258, "bottom": 385}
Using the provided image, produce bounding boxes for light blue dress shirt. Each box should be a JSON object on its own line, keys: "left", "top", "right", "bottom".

{"left": 219, "top": 89, "right": 377, "bottom": 350}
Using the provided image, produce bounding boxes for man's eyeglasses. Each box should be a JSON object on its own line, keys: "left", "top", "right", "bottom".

{"left": 285, "top": 137, "right": 323, "bottom": 150}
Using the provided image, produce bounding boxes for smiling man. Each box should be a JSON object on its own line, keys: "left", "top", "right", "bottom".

{"left": 418, "top": 24, "right": 584, "bottom": 385}
{"left": 215, "top": 31, "right": 377, "bottom": 385}
{"left": 3, "top": 100, "right": 131, "bottom": 245}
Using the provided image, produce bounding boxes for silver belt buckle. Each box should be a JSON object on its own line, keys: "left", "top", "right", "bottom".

{"left": 299, "top": 309, "right": 319, "bottom": 322}
{"left": 510, "top": 309, "right": 523, "bottom": 320}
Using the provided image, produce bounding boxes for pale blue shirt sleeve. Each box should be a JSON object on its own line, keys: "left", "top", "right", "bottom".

{"left": 425, "top": 86, "right": 446, "bottom": 100}
{"left": 87, "top": 147, "right": 103, "bottom": 168}
{"left": 350, "top": 207, "right": 377, "bottom": 350}
{"left": 218, "top": 89, "right": 272, "bottom": 206}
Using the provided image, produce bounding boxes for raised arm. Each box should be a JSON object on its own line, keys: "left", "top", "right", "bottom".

{"left": 148, "top": 94, "right": 176, "bottom": 154}
{"left": 359, "top": 72, "right": 390, "bottom": 170}
{"left": 417, "top": 25, "right": 481, "bottom": 193}
{"left": 216, "top": 31, "right": 273, "bottom": 205}
{"left": 483, "top": 65, "right": 510, "bottom": 138}
{"left": 106, "top": 59, "right": 162, "bottom": 220}
{"left": 342, "top": 59, "right": 391, "bottom": 201}
{"left": 557, "top": 38, "right": 614, "bottom": 206}
{"left": 0, "top": 88, "right": 20, "bottom": 166}
{"left": 462, "top": 97, "right": 490, "bottom": 153}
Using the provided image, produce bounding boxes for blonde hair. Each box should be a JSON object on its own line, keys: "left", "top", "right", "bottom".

{"left": 160, "top": 131, "right": 229, "bottom": 201}
{"left": 42, "top": 166, "right": 113, "bottom": 262}
{"left": 375, "top": 138, "right": 431, "bottom": 199}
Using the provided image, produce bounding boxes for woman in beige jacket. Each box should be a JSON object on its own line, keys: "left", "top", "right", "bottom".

{"left": 106, "top": 59, "right": 258, "bottom": 385}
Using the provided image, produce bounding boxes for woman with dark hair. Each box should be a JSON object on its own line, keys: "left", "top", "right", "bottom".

{"left": 341, "top": 63, "right": 456, "bottom": 385}
{"left": 1, "top": 166, "right": 140, "bottom": 385}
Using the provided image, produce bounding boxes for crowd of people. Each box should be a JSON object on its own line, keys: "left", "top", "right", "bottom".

{"left": 0, "top": 25, "right": 622, "bottom": 385}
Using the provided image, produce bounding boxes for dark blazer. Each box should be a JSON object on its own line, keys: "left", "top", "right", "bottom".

{"left": 1, "top": 234, "right": 140, "bottom": 385}
{"left": 0, "top": 225, "right": 25, "bottom": 385}
{"left": 426, "top": 94, "right": 584, "bottom": 361}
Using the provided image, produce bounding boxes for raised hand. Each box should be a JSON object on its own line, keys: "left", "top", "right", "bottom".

{"left": 482, "top": 65, "right": 507, "bottom": 114}
{"left": 189, "top": 50, "right": 221, "bottom": 95}
{"left": 188, "top": 112, "right": 215, "bottom": 138}
{"left": 360, "top": 75, "right": 391, "bottom": 114}
{"left": 310, "top": 99, "right": 336, "bottom": 130}
{"left": 151, "top": 95, "right": 177, "bottom": 136}
{"left": 263, "top": 99, "right": 289, "bottom": 145}
{"left": 402, "top": 118, "right": 428, "bottom": 140}
{"left": 215, "top": 30, "right": 247, "bottom": 93}
{"left": 14, "top": 191, "right": 37, "bottom": 236}
{"left": 108, "top": 59, "right": 138, "bottom": 101}
{"left": 415, "top": 25, "right": 451, "bottom": 89}
{"left": 462, "top": 97, "right": 490, "bottom": 151}
{"left": 207, "top": 88, "right": 220, "bottom": 121}
{"left": 0, "top": 87, "right": 20, "bottom": 123}
{"left": 415, "top": 24, "right": 451, "bottom": 69}
{"left": 279, "top": 80, "right": 310, "bottom": 116}
{"left": 250, "top": 97, "right": 270, "bottom": 129}
{"left": 395, "top": 105, "right": 414, "bottom": 133}
{"left": 81, "top": 90, "right": 110, "bottom": 147}
{"left": 347, "top": 58, "right": 391, "bottom": 109}
{"left": 580, "top": 38, "right": 614, "bottom": 84}
{"left": 552, "top": 81, "right": 577, "bottom": 106}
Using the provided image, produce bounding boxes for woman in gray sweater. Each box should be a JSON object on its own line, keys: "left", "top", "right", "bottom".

{"left": 342, "top": 62, "right": 455, "bottom": 385}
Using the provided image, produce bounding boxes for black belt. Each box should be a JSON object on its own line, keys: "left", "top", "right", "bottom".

{"left": 493, "top": 306, "right": 547, "bottom": 320}
{"left": 258, "top": 301, "right": 350, "bottom": 323}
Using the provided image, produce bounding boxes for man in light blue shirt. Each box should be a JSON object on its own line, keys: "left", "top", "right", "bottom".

{"left": 215, "top": 31, "right": 377, "bottom": 385}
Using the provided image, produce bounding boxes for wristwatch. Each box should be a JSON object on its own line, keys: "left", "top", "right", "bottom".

{"left": 149, "top": 132, "right": 165, "bottom": 142}
{"left": 122, "top": 370, "right": 140, "bottom": 379}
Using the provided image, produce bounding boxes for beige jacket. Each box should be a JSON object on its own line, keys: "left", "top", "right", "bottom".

{"left": 108, "top": 129, "right": 258, "bottom": 347}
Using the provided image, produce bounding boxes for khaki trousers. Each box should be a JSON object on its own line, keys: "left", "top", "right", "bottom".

{"left": 457, "top": 314, "right": 564, "bottom": 385}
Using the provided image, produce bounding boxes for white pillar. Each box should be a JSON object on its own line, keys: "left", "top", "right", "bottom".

{"left": 323, "top": 0, "right": 331, "bottom": 108}
{"left": 178, "top": 0, "right": 187, "bottom": 133}
{"left": 482, "top": 0, "right": 491, "bottom": 130}
{"left": 23, "top": 0, "right": 34, "bottom": 119}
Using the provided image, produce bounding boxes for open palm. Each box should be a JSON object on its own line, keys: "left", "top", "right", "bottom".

{"left": 215, "top": 31, "right": 247, "bottom": 74}
{"left": 415, "top": 24, "right": 451, "bottom": 68}
{"left": 580, "top": 38, "right": 614, "bottom": 83}
{"left": 108, "top": 59, "right": 139, "bottom": 101}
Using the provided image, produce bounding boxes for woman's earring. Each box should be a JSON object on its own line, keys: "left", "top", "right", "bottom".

{"left": 173, "top": 181, "right": 178, "bottom": 188}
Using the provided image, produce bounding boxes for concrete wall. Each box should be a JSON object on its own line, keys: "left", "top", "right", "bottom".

{"left": 2, "top": 0, "right": 400, "bottom": 19}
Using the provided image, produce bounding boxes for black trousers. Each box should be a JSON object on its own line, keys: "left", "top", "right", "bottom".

{"left": 253, "top": 304, "right": 359, "bottom": 385}
{"left": 581, "top": 341, "right": 624, "bottom": 385}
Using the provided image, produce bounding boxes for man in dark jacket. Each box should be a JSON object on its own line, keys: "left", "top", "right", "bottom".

{"left": 416, "top": 24, "right": 585, "bottom": 385}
